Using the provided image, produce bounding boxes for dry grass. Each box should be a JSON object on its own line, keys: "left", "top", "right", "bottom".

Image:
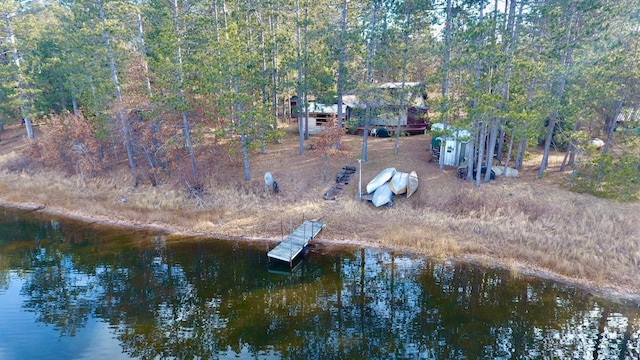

{"left": 1, "top": 123, "right": 640, "bottom": 298}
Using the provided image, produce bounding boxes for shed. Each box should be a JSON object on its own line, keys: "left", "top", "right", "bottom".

{"left": 290, "top": 96, "right": 300, "bottom": 118}
{"left": 288, "top": 100, "right": 340, "bottom": 134}
{"left": 430, "top": 123, "right": 470, "bottom": 166}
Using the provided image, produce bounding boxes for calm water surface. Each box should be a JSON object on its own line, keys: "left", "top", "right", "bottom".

{"left": 1, "top": 207, "right": 640, "bottom": 359}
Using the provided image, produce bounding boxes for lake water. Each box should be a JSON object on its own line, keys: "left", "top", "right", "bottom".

{"left": 1, "top": 207, "right": 640, "bottom": 359}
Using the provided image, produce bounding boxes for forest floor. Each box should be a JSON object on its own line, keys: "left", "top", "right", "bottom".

{"left": 1, "top": 122, "right": 640, "bottom": 303}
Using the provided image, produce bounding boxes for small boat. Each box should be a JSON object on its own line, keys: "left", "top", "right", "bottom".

{"left": 406, "top": 170, "right": 418, "bottom": 198}
{"left": 366, "top": 167, "right": 396, "bottom": 194}
{"left": 389, "top": 172, "right": 409, "bottom": 195}
{"left": 372, "top": 182, "right": 393, "bottom": 207}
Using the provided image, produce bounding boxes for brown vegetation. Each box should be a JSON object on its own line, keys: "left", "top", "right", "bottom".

{"left": 1, "top": 122, "right": 640, "bottom": 301}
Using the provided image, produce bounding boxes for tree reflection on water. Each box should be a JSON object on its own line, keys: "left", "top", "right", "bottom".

{"left": 1, "top": 207, "right": 639, "bottom": 359}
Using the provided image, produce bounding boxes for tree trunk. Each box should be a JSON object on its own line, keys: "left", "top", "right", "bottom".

{"left": 71, "top": 93, "right": 79, "bottom": 117}
{"left": 269, "top": 10, "right": 279, "bottom": 130}
{"left": 484, "top": 118, "right": 498, "bottom": 182}
{"left": 303, "top": 8, "right": 309, "bottom": 141}
{"left": 467, "top": 0, "right": 485, "bottom": 179}
{"left": 596, "top": 99, "right": 624, "bottom": 187}
{"left": 496, "top": 127, "right": 505, "bottom": 163}
{"left": 335, "top": 0, "right": 348, "bottom": 150}
{"left": 439, "top": 0, "right": 453, "bottom": 171}
{"left": 240, "top": 121, "right": 251, "bottom": 182}
{"left": 502, "top": 126, "right": 515, "bottom": 175}
{"left": 561, "top": 109, "right": 580, "bottom": 172}
{"left": 360, "top": 0, "right": 379, "bottom": 163}
{"left": 538, "top": 4, "right": 576, "bottom": 178}
{"left": 516, "top": 136, "right": 526, "bottom": 169}
{"left": 4, "top": 12, "right": 35, "bottom": 141}
{"left": 538, "top": 109, "right": 559, "bottom": 178}
{"left": 136, "top": 6, "right": 152, "bottom": 98}
{"left": 98, "top": 0, "right": 135, "bottom": 169}
{"left": 304, "top": 92, "right": 309, "bottom": 140}
{"left": 560, "top": 145, "right": 570, "bottom": 171}
{"left": 560, "top": 141, "right": 576, "bottom": 172}
{"left": 135, "top": 3, "right": 162, "bottom": 174}
{"left": 295, "top": 0, "right": 304, "bottom": 155}
{"left": 362, "top": 108, "right": 370, "bottom": 162}
{"left": 394, "top": 12, "right": 411, "bottom": 155}
{"left": 497, "top": 0, "right": 522, "bottom": 164}
{"left": 260, "top": 27, "right": 268, "bottom": 155}
{"left": 172, "top": 0, "right": 197, "bottom": 178}
{"left": 465, "top": 131, "right": 476, "bottom": 180}
{"left": 475, "top": 118, "right": 487, "bottom": 187}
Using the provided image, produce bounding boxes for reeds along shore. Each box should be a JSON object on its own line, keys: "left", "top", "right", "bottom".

{"left": 1, "top": 127, "right": 640, "bottom": 299}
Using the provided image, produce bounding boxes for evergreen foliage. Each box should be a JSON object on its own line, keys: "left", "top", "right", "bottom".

{"left": 0, "top": 0, "right": 638, "bottom": 199}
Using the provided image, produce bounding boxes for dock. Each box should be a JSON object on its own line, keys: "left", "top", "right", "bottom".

{"left": 267, "top": 220, "right": 325, "bottom": 265}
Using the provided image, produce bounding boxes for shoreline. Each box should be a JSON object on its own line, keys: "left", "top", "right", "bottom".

{"left": 2, "top": 123, "right": 640, "bottom": 306}
{"left": 4, "top": 198, "right": 640, "bottom": 306}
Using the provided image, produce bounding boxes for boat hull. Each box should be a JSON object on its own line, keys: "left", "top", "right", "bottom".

{"left": 366, "top": 167, "right": 396, "bottom": 194}
{"left": 389, "top": 172, "right": 409, "bottom": 194}
{"left": 372, "top": 183, "right": 393, "bottom": 207}
{"left": 406, "top": 170, "right": 418, "bottom": 198}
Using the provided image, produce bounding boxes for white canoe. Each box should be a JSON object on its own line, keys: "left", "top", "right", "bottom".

{"left": 366, "top": 167, "right": 396, "bottom": 194}
{"left": 372, "top": 182, "right": 393, "bottom": 207}
{"left": 406, "top": 170, "right": 418, "bottom": 198}
{"left": 389, "top": 172, "right": 409, "bottom": 195}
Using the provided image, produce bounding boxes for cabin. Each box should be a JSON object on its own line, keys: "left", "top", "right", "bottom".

{"left": 289, "top": 97, "right": 340, "bottom": 134}
{"left": 287, "top": 82, "right": 429, "bottom": 136}
{"left": 342, "top": 82, "right": 429, "bottom": 135}
{"left": 616, "top": 108, "right": 640, "bottom": 130}
{"left": 306, "top": 102, "right": 339, "bottom": 134}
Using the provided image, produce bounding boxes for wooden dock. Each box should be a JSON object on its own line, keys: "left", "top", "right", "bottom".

{"left": 267, "top": 220, "right": 325, "bottom": 265}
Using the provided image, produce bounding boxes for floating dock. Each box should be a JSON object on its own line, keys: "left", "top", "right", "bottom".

{"left": 267, "top": 220, "right": 325, "bottom": 265}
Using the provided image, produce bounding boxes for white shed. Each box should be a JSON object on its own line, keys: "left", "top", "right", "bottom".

{"left": 430, "top": 123, "right": 470, "bottom": 167}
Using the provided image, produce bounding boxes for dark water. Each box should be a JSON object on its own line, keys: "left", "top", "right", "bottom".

{"left": 1, "top": 208, "right": 640, "bottom": 359}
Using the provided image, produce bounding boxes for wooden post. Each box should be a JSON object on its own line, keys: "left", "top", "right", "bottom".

{"left": 302, "top": 214, "right": 307, "bottom": 259}
{"left": 308, "top": 219, "right": 313, "bottom": 256}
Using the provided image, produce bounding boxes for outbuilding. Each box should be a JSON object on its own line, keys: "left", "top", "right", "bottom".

{"left": 342, "top": 82, "right": 429, "bottom": 129}
{"left": 430, "top": 123, "right": 470, "bottom": 166}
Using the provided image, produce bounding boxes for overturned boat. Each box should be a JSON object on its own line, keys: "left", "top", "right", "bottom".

{"left": 366, "top": 167, "right": 396, "bottom": 194}
{"left": 389, "top": 171, "right": 409, "bottom": 195}
{"left": 372, "top": 182, "right": 394, "bottom": 207}
{"left": 406, "top": 170, "right": 418, "bottom": 198}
